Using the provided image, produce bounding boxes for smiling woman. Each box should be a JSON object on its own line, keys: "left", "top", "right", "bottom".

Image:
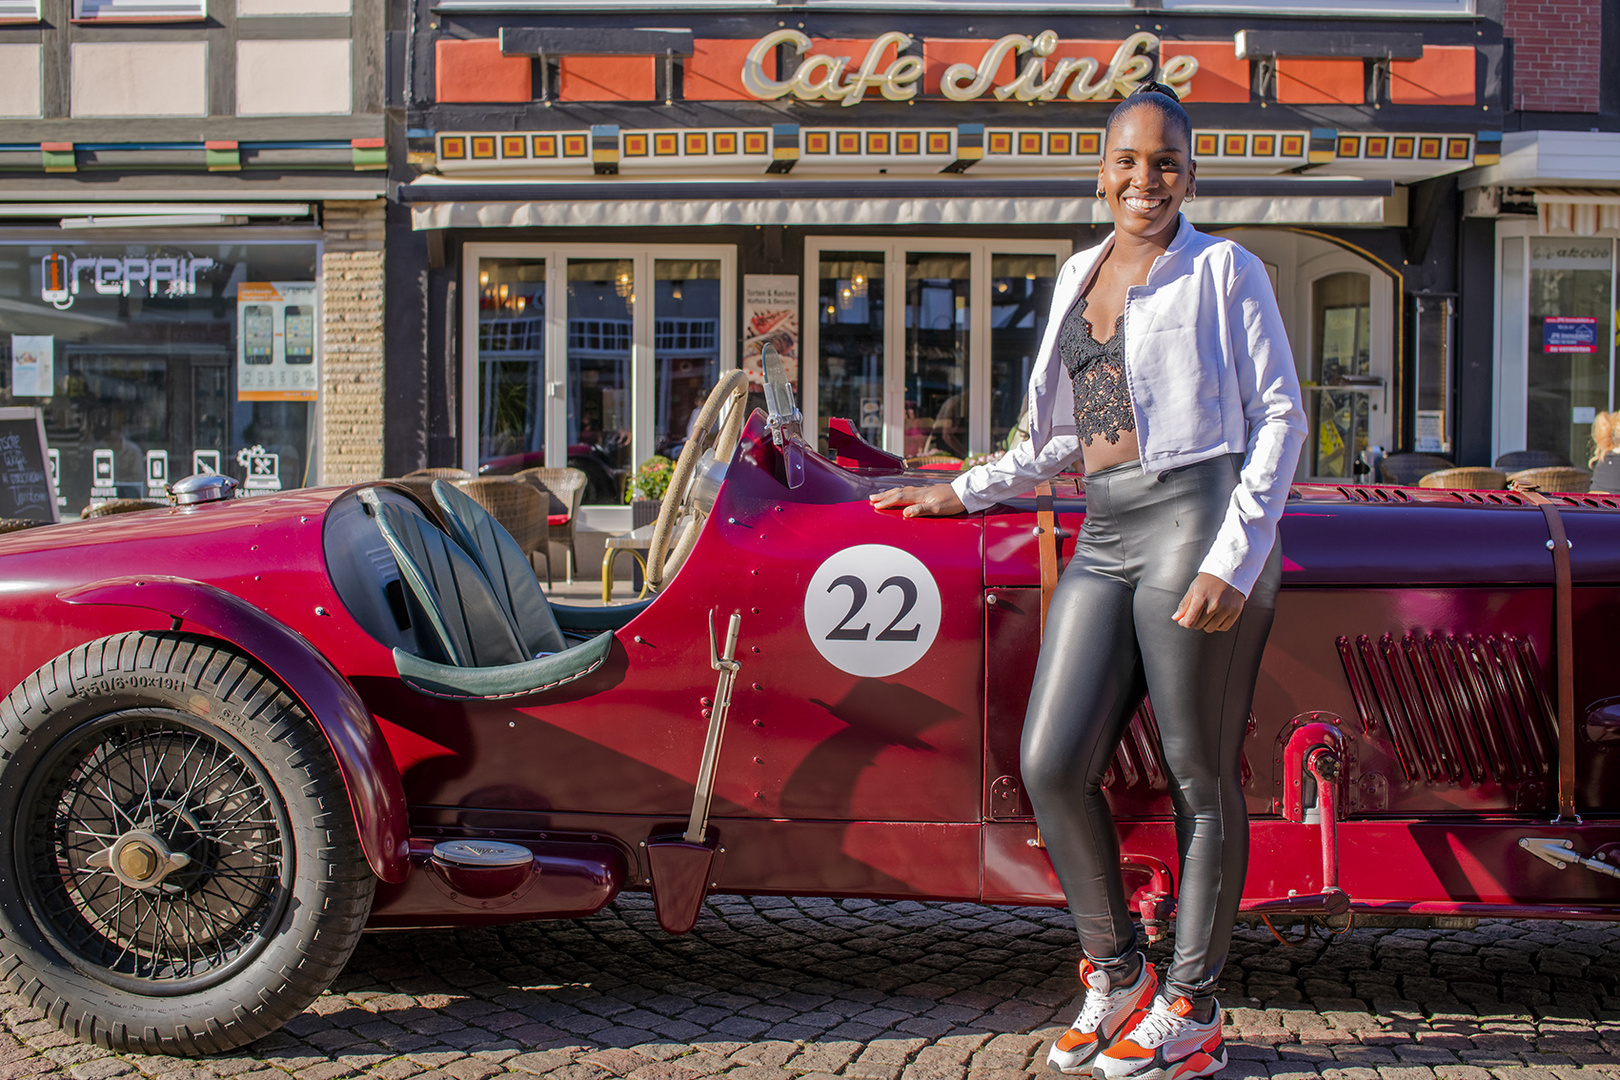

{"left": 870, "top": 82, "right": 1305, "bottom": 1080}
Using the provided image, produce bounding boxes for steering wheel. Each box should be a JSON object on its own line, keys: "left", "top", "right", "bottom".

{"left": 646, "top": 369, "right": 748, "bottom": 589}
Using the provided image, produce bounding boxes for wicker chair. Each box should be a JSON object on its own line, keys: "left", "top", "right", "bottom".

{"left": 0, "top": 518, "right": 44, "bottom": 534}
{"left": 1494, "top": 450, "right": 1573, "bottom": 472}
{"left": 1378, "top": 452, "right": 1455, "bottom": 487}
{"left": 452, "top": 478, "right": 545, "bottom": 573}
{"left": 1507, "top": 466, "right": 1592, "bottom": 493}
{"left": 514, "top": 467, "right": 587, "bottom": 586}
{"left": 405, "top": 467, "right": 473, "bottom": 480}
{"left": 81, "top": 498, "right": 165, "bottom": 519}
{"left": 1418, "top": 467, "right": 1508, "bottom": 490}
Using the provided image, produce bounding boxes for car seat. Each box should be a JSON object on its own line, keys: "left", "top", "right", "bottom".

{"left": 359, "top": 489, "right": 613, "bottom": 700}
{"left": 432, "top": 480, "right": 567, "bottom": 657}
{"left": 430, "top": 480, "right": 652, "bottom": 641}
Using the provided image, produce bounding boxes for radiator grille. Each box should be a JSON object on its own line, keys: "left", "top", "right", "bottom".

{"left": 1336, "top": 632, "right": 1557, "bottom": 785}
{"left": 1100, "top": 699, "right": 1254, "bottom": 792}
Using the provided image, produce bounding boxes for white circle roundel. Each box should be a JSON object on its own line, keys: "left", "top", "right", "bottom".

{"left": 804, "top": 545, "right": 942, "bottom": 679}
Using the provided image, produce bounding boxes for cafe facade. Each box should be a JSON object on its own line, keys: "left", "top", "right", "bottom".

{"left": 394, "top": 0, "right": 1509, "bottom": 528}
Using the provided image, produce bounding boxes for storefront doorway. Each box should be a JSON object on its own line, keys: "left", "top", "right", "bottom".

{"left": 1218, "top": 229, "right": 1398, "bottom": 481}
{"left": 1493, "top": 223, "right": 1618, "bottom": 468}
{"left": 802, "top": 238, "right": 1071, "bottom": 461}
{"left": 462, "top": 243, "right": 736, "bottom": 506}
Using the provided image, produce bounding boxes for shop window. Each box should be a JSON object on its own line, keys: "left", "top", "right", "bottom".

{"left": 476, "top": 258, "right": 546, "bottom": 473}
{"left": 1525, "top": 238, "right": 1615, "bottom": 465}
{"left": 904, "top": 252, "right": 969, "bottom": 460}
{"left": 654, "top": 258, "right": 721, "bottom": 460}
{"left": 0, "top": 240, "right": 319, "bottom": 518}
{"left": 1309, "top": 271, "right": 1373, "bottom": 479}
{"left": 989, "top": 254, "right": 1056, "bottom": 451}
{"left": 0, "top": 0, "right": 40, "bottom": 21}
{"left": 817, "top": 252, "right": 886, "bottom": 455}
{"left": 465, "top": 244, "right": 736, "bottom": 512}
{"left": 74, "top": 0, "right": 205, "bottom": 18}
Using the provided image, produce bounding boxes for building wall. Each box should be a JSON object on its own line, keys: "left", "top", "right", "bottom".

{"left": 321, "top": 199, "right": 387, "bottom": 484}
{"left": 1504, "top": 0, "right": 1604, "bottom": 113}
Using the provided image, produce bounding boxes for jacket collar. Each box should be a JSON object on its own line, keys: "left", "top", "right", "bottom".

{"left": 1069, "top": 213, "right": 1198, "bottom": 290}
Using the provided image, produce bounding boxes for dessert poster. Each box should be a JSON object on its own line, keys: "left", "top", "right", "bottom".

{"left": 742, "top": 275, "right": 799, "bottom": 388}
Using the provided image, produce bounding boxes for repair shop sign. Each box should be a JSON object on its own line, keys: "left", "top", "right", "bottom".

{"left": 1543, "top": 316, "right": 1598, "bottom": 354}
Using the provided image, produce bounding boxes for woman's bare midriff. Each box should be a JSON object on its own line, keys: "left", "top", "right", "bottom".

{"left": 1082, "top": 430, "right": 1140, "bottom": 475}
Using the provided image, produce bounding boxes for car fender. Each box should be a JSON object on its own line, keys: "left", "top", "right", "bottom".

{"left": 57, "top": 574, "right": 409, "bottom": 884}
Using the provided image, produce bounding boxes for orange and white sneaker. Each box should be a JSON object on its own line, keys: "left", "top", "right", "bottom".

{"left": 1091, "top": 996, "right": 1226, "bottom": 1080}
{"left": 1045, "top": 959, "right": 1158, "bottom": 1074}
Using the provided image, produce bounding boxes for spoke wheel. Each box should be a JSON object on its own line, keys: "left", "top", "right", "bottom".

{"left": 0, "top": 632, "right": 374, "bottom": 1055}
{"left": 22, "top": 712, "right": 293, "bottom": 996}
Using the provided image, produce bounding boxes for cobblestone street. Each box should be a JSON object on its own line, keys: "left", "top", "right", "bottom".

{"left": 3, "top": 895, "right": 1617, "bottom": 1080}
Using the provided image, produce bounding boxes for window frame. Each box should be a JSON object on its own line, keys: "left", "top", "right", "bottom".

{"left": 801, "top": 236, "right": 1072, "bottom": 456}
{"left": 461, "top": 241, "right": 737, "bottom": 528}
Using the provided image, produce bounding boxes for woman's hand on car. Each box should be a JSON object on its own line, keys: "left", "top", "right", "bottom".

{"left": 869, "top": 483, "right": 967, "bottom": 518}
{"left": 1172, "top": 572, "right": 1246, "bottom": 633}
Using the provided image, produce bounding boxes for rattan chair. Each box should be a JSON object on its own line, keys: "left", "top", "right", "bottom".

{"left": 514, "top": 467, "right": 587, "bottom": 585}
{"left": 1493, "top": 450, "right": 1573, "bottom": 472}
{"left": 1418, "top": 467, "right": 1508, "bottom": 490}
{"left": 80, "top": 498, "right": 165, "bottom": 519}
{"left": 1377, "top": 452, "right": 1455, "bottom": 487}
{"left": 453, "top": 478, "right": 545, "bottom": 575}
{"left": 404, "top": 467, "right": 473, "bottom": 480}
{"left": 1507, "top": 466, "right": 1592, "bottom": 493}
{"left": 0, "top": 518, "right": 43, "bottom": 534}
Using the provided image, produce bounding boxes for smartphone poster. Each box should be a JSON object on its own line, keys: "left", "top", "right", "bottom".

{"left": 237, "top": 282, "right": 319, "bottom": 401}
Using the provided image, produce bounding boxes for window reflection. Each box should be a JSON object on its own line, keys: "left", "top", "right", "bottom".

{"left": 567, "top": 259, "right": 633, "bottom": 504}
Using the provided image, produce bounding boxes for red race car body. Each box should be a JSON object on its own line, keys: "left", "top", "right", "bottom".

{"left": 0, "top": 403, "right": 1614, "bottom": 1054}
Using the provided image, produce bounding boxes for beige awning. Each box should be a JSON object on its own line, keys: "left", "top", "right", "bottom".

{"left": 1534, "top": 188, "right": 1620, "bottom": 236}
{"left": 402, "top": 178, "right": 1402, "bottom": 230}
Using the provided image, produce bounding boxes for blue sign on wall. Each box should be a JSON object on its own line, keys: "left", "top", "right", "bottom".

{"left": 1543, "top": 316, "right": 1599, "bottom": 354}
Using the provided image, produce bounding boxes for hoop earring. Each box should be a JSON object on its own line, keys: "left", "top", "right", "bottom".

{"left": 1096, "top": 188, "right": 1105, "bottom": 199}
{"left": 1186, "top": 188, "right": 1196, "bottom": 202}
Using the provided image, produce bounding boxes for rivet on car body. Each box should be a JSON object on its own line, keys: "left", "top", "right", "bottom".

{"left": 752, "top": 683, "right": 762, "bottom": 691}
{"left": 315, "top": 606, "right": 328, "bottom": 616}
{"left": 634, "top": 635, "right": 645, "bottom": 643}
{"left": 754, "top": 757, "right": 763, "bottom": 764}
{"left": 752, "top": 719, "right": 763, "bottom": 727}
{"left": 987, "top": 595, "right": 999, "bottom": 605}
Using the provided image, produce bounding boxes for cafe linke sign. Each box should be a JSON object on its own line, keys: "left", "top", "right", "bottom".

{"left": 742, "top": 30, "right": 1198, "bottom": 105}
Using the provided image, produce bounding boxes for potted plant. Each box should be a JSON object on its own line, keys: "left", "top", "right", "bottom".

{"left": 627, "top": 454, "right": 674, "bottom": 529}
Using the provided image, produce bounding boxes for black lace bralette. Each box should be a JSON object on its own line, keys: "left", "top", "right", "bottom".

{"left": 1057, "top": 296, "right": 1135, "bottom": 445}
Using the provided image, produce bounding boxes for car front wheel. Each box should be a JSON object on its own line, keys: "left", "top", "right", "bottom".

{"left": 0, "top": 632, "right": 375, "bottom": 1055}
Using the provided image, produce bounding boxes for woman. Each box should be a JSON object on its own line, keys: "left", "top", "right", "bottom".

{"left": 871, "top": 84, "right": 1305, "bottom": 1080}
{"left": 1591, "top": 412, "right": 1620, "bottom": 494}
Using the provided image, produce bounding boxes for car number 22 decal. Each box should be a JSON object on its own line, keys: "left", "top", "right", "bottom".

{"left": 804, "top": 545, "right": 942, "bottom": 679}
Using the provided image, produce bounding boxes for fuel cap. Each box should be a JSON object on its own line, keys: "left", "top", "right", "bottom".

{"left": 169, "top": 473, "right": 239, "bottom": 506}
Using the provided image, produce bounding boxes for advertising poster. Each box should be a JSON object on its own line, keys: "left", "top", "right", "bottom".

{"left": 10, "top": 335, "right": 53, "bottom": 397}
{"left": 237, "top": 282, "right": 319, "bottom": 401}
{"left": 1543, "top": 316, "right": 1598, "bottom": 355}
{"left": 742, "top": 275, "right": 799, "bottom": 388}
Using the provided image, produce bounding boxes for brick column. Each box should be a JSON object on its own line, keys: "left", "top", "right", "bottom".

{"left": 320, "top": 199, "right": 386, "bottom": 485}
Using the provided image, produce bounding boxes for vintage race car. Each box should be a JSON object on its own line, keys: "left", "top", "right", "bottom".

{"left": 0, "top": 364, "right": 1616, "bottom": 1057}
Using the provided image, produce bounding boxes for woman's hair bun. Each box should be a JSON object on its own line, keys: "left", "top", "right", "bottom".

{"left": 1132, "top": 80, "right": 1181, "bottom": 103}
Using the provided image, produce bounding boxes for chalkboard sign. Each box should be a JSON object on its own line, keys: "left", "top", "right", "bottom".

{"left": 0, "top": 407, "right": 59, "bottom": 524}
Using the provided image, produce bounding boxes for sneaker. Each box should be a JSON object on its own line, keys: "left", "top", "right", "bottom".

{"left": 1045, "top": 959, "right": 1158, "bottom": 1074}
{"left": 1091, "top": 996, "right": 1225, "bottom": 1080}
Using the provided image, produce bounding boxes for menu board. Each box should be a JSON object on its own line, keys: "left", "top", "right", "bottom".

{"left": 0, "top": 407, "right": 59, "bottom": 523}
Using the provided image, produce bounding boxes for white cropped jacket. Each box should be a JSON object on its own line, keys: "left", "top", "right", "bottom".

{"left": 950, "top": 216, "right": 1307, "bottom": 598}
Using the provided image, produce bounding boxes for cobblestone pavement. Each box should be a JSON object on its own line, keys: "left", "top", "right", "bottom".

{"left": 3, "top": 895, "right": 1618, "bottom": 1080}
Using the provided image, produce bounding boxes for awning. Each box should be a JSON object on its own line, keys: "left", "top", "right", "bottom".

{"left": 401, "top": 177, "right": 1400, "bottom": 230}
{"left": 1534, "top": 188, "right": 1620, "bottom": 236}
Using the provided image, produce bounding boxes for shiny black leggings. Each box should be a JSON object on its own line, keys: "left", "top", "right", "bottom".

{"left": 1021, "top": 454, "right": 1280, "bottom": 1006}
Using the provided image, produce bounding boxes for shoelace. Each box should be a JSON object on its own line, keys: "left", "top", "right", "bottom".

{"left": 1075, "top": 977, "right": 1134, "bottom": 1030}
{"left": 1126, "top": 1003, "right": 1193, "bottom": 1046}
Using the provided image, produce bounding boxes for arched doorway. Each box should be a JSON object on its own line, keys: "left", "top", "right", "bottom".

{"left": 1217, "top": 229, "right": 1400, "bottom": 481}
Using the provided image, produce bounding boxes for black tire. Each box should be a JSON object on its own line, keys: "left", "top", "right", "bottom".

{"left": 0, "top": 632, "right": 376, "bottom": 1055}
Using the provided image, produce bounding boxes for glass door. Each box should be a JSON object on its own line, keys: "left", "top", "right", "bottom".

{"left": 1309, "top": 271, "right": 1376, "bottom": 478}
{"left": 804, "top": 239, "right": 1068, "bottom": 460}
{"left": 1525, "top": 237, "right": 1615, "bottom": 464}
{"left": 475, "top": 258, "right": 547, "bottom": 472}
{"left": 464, "top": 244, "right": 735, "bottom": 520}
